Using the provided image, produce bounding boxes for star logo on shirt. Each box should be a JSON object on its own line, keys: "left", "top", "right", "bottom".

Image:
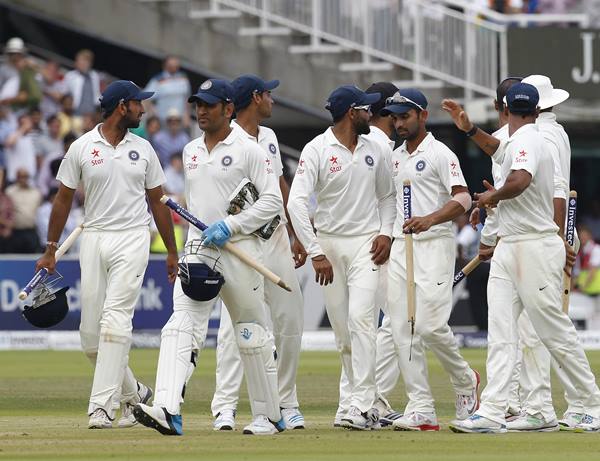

{"left": 192, "top": 155, "right": 197, "bottom": 162}
{"left": 299, "top": 159, "right": 305, "bottom": 167}
{"left": 266, "top": 158, "right": 272, "bottom": 166}
{"left": 519, "top": 149, "right": 527, "bottom": 157}
{"left": 394, "top": 160, "right": 400, "bottom": 169}
{"left": 329, "top": 156, "right": 338, "bottom": 165}
{"left": 450, "top": 161, "right": 457, "bottom": 169}
{"left": 91, "top": 149, "right": 100, "bottom": 158}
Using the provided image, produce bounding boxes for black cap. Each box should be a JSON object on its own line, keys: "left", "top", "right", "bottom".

{"left": 366, "top": 82, "right": 399, "bottom": 116}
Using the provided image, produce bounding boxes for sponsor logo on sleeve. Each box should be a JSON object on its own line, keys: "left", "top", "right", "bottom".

{"left": 515, "top": 149, "right": 528, "bottom": 163}
{"left": 450, "top": 160, "right": 460, "bottom": 177}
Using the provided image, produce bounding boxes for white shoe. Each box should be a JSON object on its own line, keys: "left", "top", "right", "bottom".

{"left": 393, "top": 412, "right": 440, "bottom": 431}
{"left": 133, "top": 403, "right": 183, "bottom": 436}
{"left": 506, "top": 414, "right": 559, "bottom": 432}
{"left": 281, "top": 408, "right": 305, "bottom": 429}
{"left": 455, "top": 369, "right": 480, "bottom": 420}
{"left": 340, "top": 406, "right": 370, "bottom": 431}
{"left": 558, "top": 412, "right": 584, "bottom": 431}
{"left": 243, "top": 415, "right": 285, "bottom": 435}
{"left": 372, "top": 395, "right": 401, "bottom": 427}
{"left": 505, "top": 408, "right": 522, "bottom": 422}
{"left": 117, "top": 381, "right": 153, "bottom": 428}
{"left": 213, "top": 409, "right": 236, "bottom": 431}
{"left": 88, "top": 408, "right": 113, "bottom": 429}
{"left": 449, "top": 414, "right": 507, "bottom": 434}
{"left": 333, "top": 407, "right": 347, "bottom": 427}
{"left": 575, "top": 414, "right": 600, "bottom": 432}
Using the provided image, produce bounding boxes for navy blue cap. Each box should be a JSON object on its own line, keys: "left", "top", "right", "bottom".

{"left": 380, "top": 89, "right": 428, "bottom": 116}
{"left": 188, "top": 79, "right": 234, "bottom": 105}
{"left": 99, "top": 80, "right": 154, "bottom": 112}
{"left": 325, "top": 85, "right": 381, "bottom": 119}
{"left": 506, "top": 82, "right": 539, "bottom": 114}
{"left": 232, "top": 74, "right": 279, "bottom": 111}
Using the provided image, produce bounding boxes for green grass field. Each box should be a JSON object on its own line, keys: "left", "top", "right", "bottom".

{"left": 2, "top": 348, "right": 600, "bottom": 461}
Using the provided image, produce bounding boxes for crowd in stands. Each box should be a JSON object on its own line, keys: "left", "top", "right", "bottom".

{"left": 0, "top": 38, "right": 189, "bottom": 255}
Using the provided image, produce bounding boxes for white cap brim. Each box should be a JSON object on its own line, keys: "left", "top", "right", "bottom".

{"left": 538, "top": 88, "right": 569, "bottom": 110}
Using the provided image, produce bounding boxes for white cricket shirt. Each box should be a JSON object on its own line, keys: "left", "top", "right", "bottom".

{"left": 231, "top": 119, "right": 286, "bottom": 224}
{"left": 57, "top": 125, "right": 166, "bottom": 231}
{"left": 390, "top": 132, "right": 467, "bottom": 240}
{"left": 537, "top": 112, "right": 570, "bottom": 200}
{"left": 182, "top": 127, "right": 281, "bottom": 243}
{"left": 288, "top": 127, "right": 396, "bottom": 258}
{"left": 365, "top": 125, "right": 395, "bottom": 151}
{"left": 493, "top": 123, "right": 559, "bottom": 237}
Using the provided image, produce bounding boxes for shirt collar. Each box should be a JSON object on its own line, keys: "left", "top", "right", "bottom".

{"left": 91, "top": 124, "right": 134, "bottom": 147}
{"left": 537, "top": 112, "right": 557, "bottom": 123}
{"left": 507, "top": 123, "right": 538, "bottom": 143}
{"left": 324, "top": 127, "right": 366, "bottom": 150}
{"left": 399, "top": 132, "right": 434, "bottom": 155}
{"left": 197, "top": 126, "right": 238, "bottom": 150}
{"left": 368, "top": 125, "right": 395, "bottom": 149}
{"left": 231, "top": 119, "right": 265, "bottom": 142}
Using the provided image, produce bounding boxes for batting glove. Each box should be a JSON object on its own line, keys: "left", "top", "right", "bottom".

{"left": 202, "top": 220, "right": 232, "bottom": 247}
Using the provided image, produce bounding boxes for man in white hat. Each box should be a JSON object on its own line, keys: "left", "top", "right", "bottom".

{"left": 505, "top": 74, "right": 585, "bottom": 432}
{"left": 0, "top": 37, "right": 27, "bottom": 104}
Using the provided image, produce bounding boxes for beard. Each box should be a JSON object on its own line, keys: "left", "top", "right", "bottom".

{"left": 355, "top": 118, "right": 371, "bottom": 135}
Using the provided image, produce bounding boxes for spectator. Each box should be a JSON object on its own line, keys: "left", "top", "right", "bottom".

{"left": 36, "top": 60, "right": 67, "bottom": 119}
{"left": 0, "top": 104, "right": 18, "bottom": 186}
{"left": 163, "top": 152, "right": 184, "bottom": 197}
{"left": 583, "top": 199, "right": 600, "bottom": 241}
{"left": 36, "top": 114, "right": 63, "bottom": 161}
{"left": 4, "top": 114, "right": 37, "bottom": 183}
{"left": 151, "top": 108, "right": 190, "bottom": 166}
{"left": 0, "top": 37, "right": 25, "bottom": 105}
{"left": 57, "top": 93, "right": 83, "bottom": 137}
{"left": 145, "top": 115, "right": 161, "bottom": 143}
{"left": 0, "top": 180, "right": 15, "bottom": 253}
{"left": 38, "top": 131, "right": 76, "bottom": 197}
{"left": 5, "top": 168, "right": 42, "bottom": 253}
{"left": 64, "top": 49, "right": 101, "bottom": 116}
{"left": 0, "top": 38, "right": 41, "bottom": 114}
{"left": 144, "top": 55, "right": 191, "bottom": 128}
{"left": 36, "top": 186, "right": 82, "bottom": 254}
{"left": 28, "top": 107, "right": 45, "bottom": 162}
{"left": 574, "top": 224, "right": 600, "bottom": 296}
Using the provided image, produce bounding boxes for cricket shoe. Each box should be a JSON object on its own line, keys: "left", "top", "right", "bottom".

{"left": 575, "top": 414, "right": 600, "bottom": 432}
{"left": 558, "top": 412, "right": 584, "bottom": 431}
{"left": 281, "top": 407, "right": 305, "bottom": 429}
{"left": 506, "top": 413, "right": 559, "bottom": 432}
{"left": 455, "top": 369, "right": 481, "bottom": 420}
{"left": 88, "top": 408, "right": 113, "bottom": 429}
{"left": 449, "top": 414, "right": 507, "bottom": 434}
{"left": 243, "top": 415, "right": 285, "bottom": 435}
{"left": 393, "top": 412, "right": 440, "bottom": 431}
{"left": 505, "top": 407, "right": 522, "bottom": 423}
{"left": 372, "top": 395, "right": 402, "bottom": 427}
{"left": 340, "top": 406, "right": 372, "bottom": 431}
{"left": 333, "top": 407, "right": 347, "bottom": 427}
{"left": 118, "top": 381, "right": 153, "bottom": 428}
{"left": 213, "top": 409, "right": 236, "bottom": 431}
{"left": 133, "top": 403, "right": 183, "bottom": 436}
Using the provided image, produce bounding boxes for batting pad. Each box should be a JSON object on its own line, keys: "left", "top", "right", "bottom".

{"left": 236, "top": 322, "right": 281, "bottom": 422}
{"left": 154, "top": 312, "right": 197, "bottom": 415}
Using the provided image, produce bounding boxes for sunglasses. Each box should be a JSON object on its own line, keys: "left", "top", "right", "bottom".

{"left": 351, "top": 104, "right": 371, "bottom": 113}
{"left": 385, "top": 93, "right": 424, "bottom": 111}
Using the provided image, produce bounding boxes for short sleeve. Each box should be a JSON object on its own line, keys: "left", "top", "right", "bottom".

{"left": 437, "top": 148, "right": 467, "bottom": 194}
{"left": 56, "top": 143, "right": 81, "bottom": 189}
{"left": 145, "top": 144, "right": 166, "bottom": 189}
{"left": 509, "top": 142, "right": 538, "bottom": 177}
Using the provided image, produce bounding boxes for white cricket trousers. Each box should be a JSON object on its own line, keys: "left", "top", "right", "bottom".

{"left": 211, "top": 225, "right": 304, "bottom": 415}
{"left": 387, "top": 235, "right": 475, "bottom": 414}
{"left": 79, "top": 227, "right": 150, "bottom": 417}
{"left": 478, "top": 233, "right": 600, "bottom": 424}
{"left": 153, "top": 238, "right": 278, "bottom": 417}
{"left": 318, "top": 232, "right": 380, "bottom": 413}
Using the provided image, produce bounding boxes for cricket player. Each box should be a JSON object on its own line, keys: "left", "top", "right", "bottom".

{"left": 288, "top": 85, "right": 396, "bottom": 430}
{"left": 134, "top": 79, "right": 286, "bottom": 436}
{"left": 35, "top": 80, "right": 178, "bottom": 429}
{"left": 211, "top": 74, "right": 306, "bottom": 431}
{"left": 449, "top": 82, "right": 600, "bottom": 433}
{"left": 382, "top": 89, "right": 480, "bottom": 432}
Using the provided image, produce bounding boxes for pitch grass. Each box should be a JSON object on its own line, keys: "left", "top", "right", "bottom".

{"left": 1, "top": 349, "right": 600, "bottom": 461}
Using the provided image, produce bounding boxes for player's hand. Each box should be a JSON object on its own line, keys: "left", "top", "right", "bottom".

{"left": 166, "top": 251, "right": 178, "bottom": 283}
{"left": 441, "top": 99, "right": 473, "bottom": 133}
{"left": 202, "top": 220, "right": 231, "bottom": 247}
{"left": 563, "top": 238, "right": 576, "bottom": 276}
{"left": 469, "top": 207, "right": 481, "bottom": 230}
{"left": 478, "top": 242, "right": 495, "bottom": 261}
{"left": 312, "top": 254, "right": 334, "bottom": 286}
{"left": 370, "top": 235, "right": 391, "bottom": 265}
{"left": 474, "top": 180, "right": 498, "bottom": 209}
{"left": 403, "top": 215, "right": 434, "bottom": 234}
{"left": 35, "top": 248, "right": 56, "bottom": 274}
{"left": 291, "top": 238, "right": 308, "bottom": 268}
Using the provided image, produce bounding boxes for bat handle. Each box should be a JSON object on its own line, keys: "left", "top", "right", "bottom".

{"left": 18, "top": 267, "right": 49, "bottom": 300}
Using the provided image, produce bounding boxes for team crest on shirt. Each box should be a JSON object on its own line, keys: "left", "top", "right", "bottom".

{"left": 128, "top": 150, "right": 140, "bottom": 162}
{"left": 268, "top": 143, "right": 277, "bottom": 154}
{"left": 415, "top": 159, "right": 426, "bottom": 172}
{"left": 364, "top": 155, "right": 375, "bottom": 168}
{"left": 222, "top": 155, "right": 233, "bottom": 168}
{"left": 329, "top": 155, "right": 341, "bottom": 174}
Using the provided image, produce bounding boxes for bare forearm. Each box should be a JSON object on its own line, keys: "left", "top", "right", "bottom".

{"left": 280, "top": 176, "right": 298, "bottom": 239}
{"left": 428, "top": 200, "right": 465, "bottom": 227}
{"left": 468, "top": 127, "right": 500, "bottom": 157}
{"left": 47, "top": 193, "right": 73, "bottom": 242}
{"left": 553, "top": 198, "right": 566, "bottom": 236}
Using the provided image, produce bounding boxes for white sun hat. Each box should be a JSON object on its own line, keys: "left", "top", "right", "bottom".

{"left": 4, "top": 37, "right": 27, "bottom": 54}
{"left": 522, "top": 75, "right": 569, "bottom": 110}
